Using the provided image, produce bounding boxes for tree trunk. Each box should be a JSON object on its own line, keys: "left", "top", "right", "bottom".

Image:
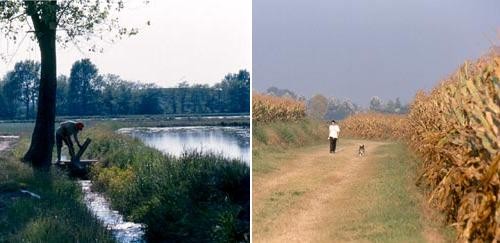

{"left": 31, "top": 97, "right": 35, "bottom": 119}
{"left": 23, "top": 29, "right": 57, "bottom": 169}
{"left": 25, "top": 100, "right": 29, "bottom": 119}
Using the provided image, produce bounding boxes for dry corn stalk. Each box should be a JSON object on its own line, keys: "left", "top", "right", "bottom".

{"left": 408, "top": 51, "right": 499, "bottom": 242}
{"left": 340, "top": 112, "right": 409, "bottom": 140}
{"left": 252, "top": 94, "right": 306, "bottom": 123}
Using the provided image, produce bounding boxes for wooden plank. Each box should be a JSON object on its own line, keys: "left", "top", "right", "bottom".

{"left": 57, "top": 159, "right": 98, "bottom": 164}
{"left": 75, "top": 138, "right": 92, "bottom": 159}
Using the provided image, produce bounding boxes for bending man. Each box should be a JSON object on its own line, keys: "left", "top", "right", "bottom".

{"left": 56, "top": 121, "right": 84, "bottom": 164}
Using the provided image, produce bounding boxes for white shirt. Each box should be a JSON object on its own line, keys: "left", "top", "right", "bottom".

{"left": 329, "top": 124, "right": 340, "bottom": 138}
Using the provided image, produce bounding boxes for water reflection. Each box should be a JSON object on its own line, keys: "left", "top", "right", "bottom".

{"left": 79, "top": 180, "right": 145, "bottom": 243}
{"left": 118, "top": 126, "right": 250, "bottom": 163}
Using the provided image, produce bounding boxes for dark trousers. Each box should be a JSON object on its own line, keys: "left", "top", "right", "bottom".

{"left": 56, "top": 133, "right": 75, "bottom": 162}
{"left": 329, "top": 137, "right": 337, "bottom": 153}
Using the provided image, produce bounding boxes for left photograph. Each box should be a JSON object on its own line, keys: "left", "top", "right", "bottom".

{"left": 0, "top": 1, "right": 250, "bottom": 242}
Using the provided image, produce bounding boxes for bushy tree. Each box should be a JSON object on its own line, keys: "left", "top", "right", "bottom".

{"left": 216, "top": 70, "right": 250, "bottom": 113}
{"left": 266, "top": 86, "right": 301, "bottom": 100}
{"left": 56, "top": 75, "right": 68, "bottom": 115}
{"left": 369, "top": 96, "right": 383, "bottom": 112}
{"left": 323, "top": 97, "right": 361, "bottom": 120}
{"left": 5, "top": 60, "right": 41, "bottom": 118}
{"left": 68, "top": 59, "right": 103, "bottom": 115}
{"left": 0, "top": 0, "right": 143, "bottom": 168}
{"left": 2, "top": 71, "right": 22, "bottom": 118}
{"left": 306, "top": 94, "right": 328, "bottom": 120}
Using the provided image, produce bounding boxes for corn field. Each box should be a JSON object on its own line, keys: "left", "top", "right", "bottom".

{"left": 252, "top": 50, "right": 498, "bottom": 241}
{"left": 252, "top": 94, "right": 306, "bottom": 123}
{"left": 338, "top": 50, "right": 499, "bottom": 241}
{"left": 407, "top": 52, "right": 499, "bottom": 241}
{"left": 340, "top": 112, "right": 409, "bottom": 140}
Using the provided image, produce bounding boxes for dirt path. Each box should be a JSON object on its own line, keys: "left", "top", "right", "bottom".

{"left": 253, "top": 139, "right": 446, "bottom": 242}
{"left": 0, "top": 141, "right": 10, "bottom": 152}
{"left": 0, "top": 136, "right": 18, "bottom": 154}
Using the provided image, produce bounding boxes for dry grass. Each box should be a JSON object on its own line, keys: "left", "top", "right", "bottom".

{"left": 252, "top": 94, "right": 306, "bottom": 123}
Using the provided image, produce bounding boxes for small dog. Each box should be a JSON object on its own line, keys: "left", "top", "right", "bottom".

{"left": 358, "top": 144, "right": 365, "bottom": 156}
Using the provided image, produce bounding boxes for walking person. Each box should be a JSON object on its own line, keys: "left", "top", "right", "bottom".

{"left": 328, "top": 120, "right": 340, "bottom": 153}
{"left": 56, "top": 121, "right": 84, "bottom": 166}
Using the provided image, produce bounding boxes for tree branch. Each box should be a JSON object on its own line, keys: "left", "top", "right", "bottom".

{"left": 8, "top": 12, "right": 27, "bottom": 22}
{"left": 24, "top": 1, "right": 42, "bottom": 32}
{"left": 56, "top": 0, "right": 74, "bottom": 26}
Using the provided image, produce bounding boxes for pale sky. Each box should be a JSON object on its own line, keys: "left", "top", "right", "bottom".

{"left": 0, "top": 0, "right": 252, "bottom": 87}
{"left": 253, "top": 0, "right": 500, "bottom": 105}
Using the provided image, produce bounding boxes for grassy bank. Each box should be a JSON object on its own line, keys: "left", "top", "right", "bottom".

{"left": 0, "top": 139, "right": 113, "bottom": 242}
{"left": 253, "top": 119, "right": 327, "bottom": 174}
{"left": 83, "top": 126, "right": 250, "bottom": 242}
{"left": 253, "top": 119, "right": 326, "bottom": 150}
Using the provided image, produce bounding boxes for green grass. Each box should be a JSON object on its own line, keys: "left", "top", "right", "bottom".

{"left": 0, "top": 140, "right": 113, "bottom": 242}
{"left": 253, "top": 119, "right": 326, "bottom": 148}
{"left": 83, "top": 126, "right": 250, "bottom": 242}
{"left": 331, "top": 143, "right": 453, "bottom": 242}
{"left": 252, "top": 119, "right": 327, "bottom": 172}
{"left": 0, "top": 123, "right": 34, "bottom": 136}
{"left": 341, "top": 143, "right": 423, "bottom": 241}
{"left": 252, "top": 118, "right": 344, "bottom": 175}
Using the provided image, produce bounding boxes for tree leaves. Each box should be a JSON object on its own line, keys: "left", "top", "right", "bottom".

{"left": 0, "top": 0, "right": 148, "bottom": 51}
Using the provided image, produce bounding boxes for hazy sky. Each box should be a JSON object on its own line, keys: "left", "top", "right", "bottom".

{"left": 253, "top": 0, "right": 500, "bottom": 105}
{"left": 0, "top": 0, "right": 251, "bottom": 87}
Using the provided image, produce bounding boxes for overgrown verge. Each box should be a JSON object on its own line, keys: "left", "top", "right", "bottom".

{"left": 252, "top": 119, "right": 327, "bottom": 151}
{"left": 408, "top": 52, "right": 499, "bottom": 241}
{"left": 0, "top": 138, "right": 113, "bottom": 242}
{"left": 83, "top": 126, "right": 250, "bottom": 242}
{"left": 252, "top": 119, "right": 327, "bottom": 175}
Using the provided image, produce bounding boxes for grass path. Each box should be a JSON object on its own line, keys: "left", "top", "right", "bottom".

{"left": 253, "top": 139, "right": 450, "bottom": 242}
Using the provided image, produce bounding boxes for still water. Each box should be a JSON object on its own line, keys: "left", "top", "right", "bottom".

{"left": 118, "top": 126, "right": 250, "bottom": 163}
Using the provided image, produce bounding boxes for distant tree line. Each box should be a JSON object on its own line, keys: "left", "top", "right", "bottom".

{"left": 264, "top": 87, "right": 408, "bottom": 121}
{"left": 0, "top": 59, "right": 250, "bottom": 119}
{"left": 368, "top": 96, "right": 408, "bottom": 114}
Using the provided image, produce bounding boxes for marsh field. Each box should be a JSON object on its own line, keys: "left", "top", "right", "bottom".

{"left": 0, "top": 115, "right": 250, "bottom": 242}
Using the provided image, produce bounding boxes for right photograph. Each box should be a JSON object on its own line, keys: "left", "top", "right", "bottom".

{"left": 252, "top": 1, "right": 499, "bottom": 242}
